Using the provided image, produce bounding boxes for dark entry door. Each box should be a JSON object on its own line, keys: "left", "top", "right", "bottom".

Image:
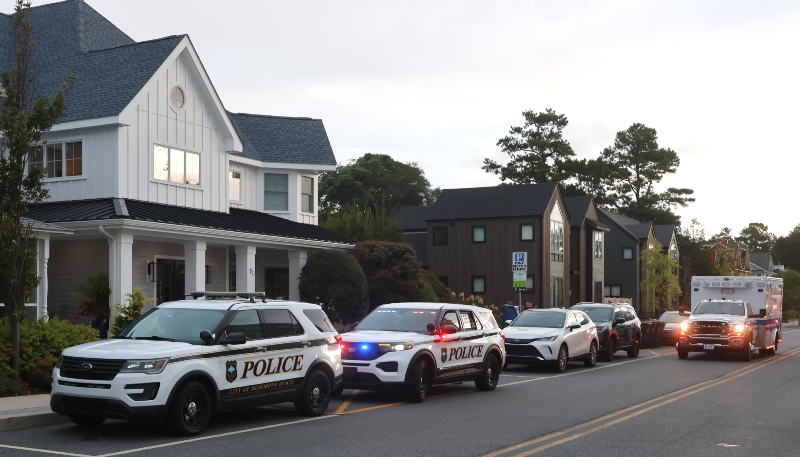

{"left": 156, "top": 259, "right": 185, "bottom": 304}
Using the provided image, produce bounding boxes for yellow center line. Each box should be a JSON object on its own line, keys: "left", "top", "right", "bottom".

{"left": 646, "top": 349, "right": 661, "bottom": 356}
{"left": 341, "top": 390, "right": 466, "bottom": 415}
{"left": 483, "top": 347, "right": 800, "bottom": 457}
{"left": 332, "top": 389, "right": 359, "bottom": 415}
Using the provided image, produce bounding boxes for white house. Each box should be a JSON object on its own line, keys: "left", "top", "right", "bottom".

{"left": 1, "top": 0, "right": 354, "bottom": 324}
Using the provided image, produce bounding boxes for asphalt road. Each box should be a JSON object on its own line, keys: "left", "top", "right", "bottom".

{"left": 2, "top": 330, "right": 800, "bottom": 457}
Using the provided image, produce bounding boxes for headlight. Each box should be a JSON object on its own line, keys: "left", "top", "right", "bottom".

{"left": 680, "top": 322, "right": 689, "bottom": 332}
{"left": 532, "top": 336, "right": 558, "bottom": 342}
{"left": 120, "top": 358, "right": 169, "bottom": 374}
{"left": 733, "top": 324, "right": 745, "bottom": 333}
{"left": 55, "top": 355, "right": 63, "bottom": 369}
{"left": 378, "top": 342, "right": 414, "bottom": 352}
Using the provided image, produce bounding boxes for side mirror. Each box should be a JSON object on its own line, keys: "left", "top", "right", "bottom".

{"left": 569, "top": 324, "right": 581, "bottom": 331}
{"left": 220, "top": 331, "right": 246, "bottom": 345}
{"left": 440, "top": 324, "right": 458, "bottom": 335}
{"left": 678, "top": 307, "right": 688, "bottom": 316}
{"left": 504, "top": 320, "right": 513, "bottom": 327}
{"left": 199, "top": 330, "right": 213, "bottom": 344}
{"left": 426, "top": 323, "right": 436, "bottom": 334}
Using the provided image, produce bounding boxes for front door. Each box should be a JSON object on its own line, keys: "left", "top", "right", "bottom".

{"left": 434, "top": 310, "right": 469, "bottom": 382}
{"left": 156, "top": 259, "right": 185, "bottom": 304}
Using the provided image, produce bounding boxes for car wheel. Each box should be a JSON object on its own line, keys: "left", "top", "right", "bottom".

{"left": 68, "top": 414, "right": 106, "bottom": 426}
{"left": 476, "top": 354, "right": 500, "bottom": 391}
{"left": 768, "top": 336, "right": 779, "bottom": 355}
{"left": 168, "top": 380, "right": 211, "bottom": 436}
{"left": 602, "top": 338, "right": 616, "bottom": 362}
{"left": 295, "top": 370, "right": 331, "bottom": 416}
{"left": 678, "top": 349, "right": 688, "bottom": 359}
{"left": 405, "top": 358, "right": 430, "bottom": 403}
{"left": 553, "top": 345, "right": 568, "bottom": 373}
{"left": 584, "top": 342, "right": 598, "bottom": 367}
{"left": 627, "top": 340, "right": 640, "bottom": 358}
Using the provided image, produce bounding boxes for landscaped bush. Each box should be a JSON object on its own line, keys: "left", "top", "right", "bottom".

{"left": 112, "top": 287, "right": 155, "bottom": 336}
{"left": 353, "top": 241, "right": 427, "bottom": 310}
{"left": 299, "top": 249, "right": 369, "bottom": 324}
{"left": 26, "top": 355, "right": 58, "bottom": 392}
{"left": 0, "top": 369, "right": 23, "bottom": 397}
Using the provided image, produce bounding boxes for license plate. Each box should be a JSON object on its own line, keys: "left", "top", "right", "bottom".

{"left": 703, "top": 344, "right": 714, "bottom": 350}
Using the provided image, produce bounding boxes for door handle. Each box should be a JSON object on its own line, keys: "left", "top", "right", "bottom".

{"left": 255, "top": 347, "right": 266, "bottom": 353}
{"left": 302, "top": 341, "right": 311, "bottom": 348}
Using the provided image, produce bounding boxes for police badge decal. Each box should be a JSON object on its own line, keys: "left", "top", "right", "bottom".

{"left": 225, "top": 360, "right": 237, "bottom": 383}
{"left": 441, "top": 348, "right": 447, "bottom": 363}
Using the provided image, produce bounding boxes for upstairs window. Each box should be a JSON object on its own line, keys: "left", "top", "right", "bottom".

{"left": 472, "top": 225, "right": 486, "bottom": 243}
{"left": 520, "top": 224, "right": 534, "bottom": 241}
{"left": 550, "top": 204, "right": 564, "bottom": 262}
{"left": 594, "top": 231, "right": 603, "bottom": 259}
{"left": 622, "top": 247, "right": 634, "bottom": 260}
{"left": 264, "top": 173, "right": 288, "bottom": 211}
{"left": 301, "top": 176, "right": 314, "bottom": 213}
{"left": 28, "top": 141, "right": 83, "bottom": 178}
{"left": 229, "top": 171, "right": 241, "bottom": 202}
{"left": 433, "top": 227, "right": 448, "bottom": 246}
{"left": 153, "top": 145, "right": 199, "bottom": 185}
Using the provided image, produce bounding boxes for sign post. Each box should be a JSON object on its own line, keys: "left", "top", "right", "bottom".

{"left": 512, "top": 252, "right": 528, "bottom": 313}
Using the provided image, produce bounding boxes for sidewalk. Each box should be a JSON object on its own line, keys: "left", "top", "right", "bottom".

{"left": 0, "top": 393, "right": 68, "bottom": 431}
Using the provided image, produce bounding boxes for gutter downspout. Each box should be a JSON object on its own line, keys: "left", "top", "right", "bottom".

{"left": 99, "top": 225, "right": 115, "bottom": 339}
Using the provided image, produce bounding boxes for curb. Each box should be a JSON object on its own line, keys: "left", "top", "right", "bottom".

{"left": 0, "top": 412, "right": 70, "bottom": 432}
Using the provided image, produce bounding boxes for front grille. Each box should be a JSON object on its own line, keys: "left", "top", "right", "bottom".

{"left": 341, "top": 343, "right": 382, "bottom": 361}
{"left": 506, "top": 338, "right": 535, "bottom": 344}
{"left": 690, "top": 337, "right": 730, "bottom": 346}
{"left": 61, "top": 396, "right": 109, "bottom": 413}
{"left": 689, "top": 321, "right": 729, "bottom": 335}
{"left": 505, "top": 344, "right": 544, "bottom": 358}
{"left": 343, "top": 370, "right": 381, "bottom": 384}
{"left": 60, "top": 357, "right": 126, "bottom": 381}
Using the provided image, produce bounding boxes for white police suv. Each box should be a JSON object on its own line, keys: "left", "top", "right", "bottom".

{"left": 339, "top": 303, "right": 505, "bottom": 402}
{"left": 50, "top": 292, "right": 342, "bottom": 436}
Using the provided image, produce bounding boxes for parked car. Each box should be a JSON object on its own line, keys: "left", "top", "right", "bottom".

{"left": 503, "top": 309, "right": 598, "bottom": 373}
{"left": 570, "top": 303, "right": 642, "bottom": 361}
{"left": 658, "top": 311, "right": 689, "bottom": 345}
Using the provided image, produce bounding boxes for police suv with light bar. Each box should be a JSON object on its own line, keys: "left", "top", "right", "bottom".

{"left": 677, "top": 276, "right": 783, "bottom": 361}
{"left": 50, "top": 292, "right": 342, "bottom": 435}
{"left": 338, "top": 303, "right": 505, "bottom": 402}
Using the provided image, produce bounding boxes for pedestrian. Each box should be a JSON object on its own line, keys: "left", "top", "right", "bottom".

{"left": 525, "top": 301, "right": 533, "bottom": 310}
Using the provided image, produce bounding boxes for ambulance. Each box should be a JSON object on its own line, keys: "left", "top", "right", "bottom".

{"left": 677, "top": 276, "right": 783, "bottom": 361}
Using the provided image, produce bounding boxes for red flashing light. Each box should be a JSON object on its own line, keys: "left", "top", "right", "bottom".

{"left": 500, "top": 331, "right": 506, "bottom": 342}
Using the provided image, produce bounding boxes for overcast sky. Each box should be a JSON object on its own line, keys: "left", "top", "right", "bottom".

{"left": 20, "top": 1, "right": 800, "bottom": 238}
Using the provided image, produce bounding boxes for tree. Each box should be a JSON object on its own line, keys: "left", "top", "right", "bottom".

{"left": 319, "top": 153, "right": 439, "bottom": 215}
{"left": 298, "top": 250, "right": 368, "bottom": 324}
{"left": 319, "top": 203, "right": 403, "bottom": 242}
{"left": 777, "top": 269, "right": 800, "bottom": 315}
{"left": 676, "top": 218, "right": 715, "bottom": 309}
{"left": 600, "top": 123, "right": 694, "bottom": 225}
{"left": 640, "top": 243, "right": 681, "bottom": 315}
{"left": 352, "top": 241, "right": 428, "bottom": 310}
{"left": 711, "top": 227, "right": 733, "bottom": 242}
{"left": 714, "top": 247, "right": 737, "bottom": 276}
{"left": 483, "top": 109, "right": 576, "bottom": 185}
{"left": 0, "top": 1, "right": 73, "bottom": 373}
{"left": 736, "top": 222, "right": 775, "bottom": 252}
{"left": 774, "top": 224, "right": 800, "bottom": 271}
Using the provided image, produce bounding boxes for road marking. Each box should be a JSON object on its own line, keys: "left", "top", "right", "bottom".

{"left": 499, "top": 354, "right": 658, "bottom": 388}
{"left": 0, "top": 445, "right": 90, "bottom": 457}
{"left": 340, "top": 390, "right": 464, "bottom": 415}
{"left": 646, "top": 349, "right": 662, "bottom": 356}
{"left": 333, "top": 389, "right": 359, "bottom": 414}
{"left": 484, "top": 347, "right": 800, "bottom": 457}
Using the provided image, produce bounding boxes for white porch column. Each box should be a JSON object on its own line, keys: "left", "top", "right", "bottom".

{"left": 235, "top": 245, "right": 256, "bottom": 293}
{"left": 184, "top": 240, "right": 207, "bottom": 294}
{"left": 288, "top": 250, "right": 307, "bottom": 301}
{"left": 38, "top": 235, "right": 50, "bottom": 320}
{"left": 110, "top": 233, "right": 133, "bottom": 324}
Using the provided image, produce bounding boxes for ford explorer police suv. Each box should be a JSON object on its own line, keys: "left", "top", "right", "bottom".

{"left": 50, "top": 292, "right": 342, "bottom": 436}
{"left": 339, "top": 303, "right": 505, "bottom": 402}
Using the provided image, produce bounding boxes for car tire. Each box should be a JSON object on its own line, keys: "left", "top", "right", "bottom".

{"left": 768, "top": 335, "right": 779, "bottom": 355}
{"left": 678, "top": 349, "right": 688, "bottom": 359}
{"left": 68, "top": 414, "right": 106, "bottom": 426}
{"left": 584, "top": 342, "right": 598, "bottom": 367}
{"left": 168, "top": 380, "right": 211, "bottom": 436}
{"left": 330, "top": 385, "right": 344, "bottom": 398}
{"left": 475, "top": 354, "right": 500, "bottom": 391}
{"left": 553, "top": 345, "right": 568, "bottom": 373}
{"left": 295, "top": 370, "right": 331, "bottom": 416}
{"left": 627, "top": 341, "right": 640, "bottom": 358}
{"left": 741, "top": 345, "right": 752, "bottom": 362}
{"left": 602, "top": 338, "right": 616, "bottom": 362}
{"left": 404, "top": 359, "right": 430, "bottom": 403}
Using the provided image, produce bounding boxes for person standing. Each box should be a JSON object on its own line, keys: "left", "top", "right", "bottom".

{"left": 525, "top": 301, "right": 533, "bottom": 310}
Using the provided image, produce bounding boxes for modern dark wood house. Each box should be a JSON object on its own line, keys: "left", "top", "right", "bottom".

{"left": 564, "top": 196, "right": 609, "bottom": 306}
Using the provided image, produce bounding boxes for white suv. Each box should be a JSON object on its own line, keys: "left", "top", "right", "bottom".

{"left": 50, "top": 293, "right": 342, "bottom": 436}
{"left": 339, "top": 303, "right": 505, "bottom": 402}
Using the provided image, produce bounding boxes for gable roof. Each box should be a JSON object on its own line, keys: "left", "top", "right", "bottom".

{"left": 749, "top": 252, "right": 773, "bottom": 271}
{"left": 1, "top": 1, "right": 183, "bottom": 123}
{"left": 426, "top": 183, "right": 560, "bottom": 221}
{"left": 396, "top": 206, "right": 436, "bottom": 231}
{"left": 563, "top": 195, "right": 608, "bottom": 230}
{"left": 598, "top": 208, "right": 653, "bottom": 241}
{"left": 227, "top": 113, "right": 336, "bottom": 166}
{"left": 653, "top": 224, "right": 677, "bottom": 249}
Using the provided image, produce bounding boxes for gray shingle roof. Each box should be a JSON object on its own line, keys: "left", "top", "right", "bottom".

{"left": 564, "top": 196, "right": 593, "bottom": 228}
{"left": 598, "top": 208, "right": 652, "bottom": 240}
{"left": 227, "top": 112, "right": 336, "bottom": 166}
{"left": 749, "top": 252, "right": 773, "bottom": 271}
{"left": 426, "top": 183, "right": 560, "bottom": 221}
{"left": 653, "top": 224, "right": 676, "bottom": 249}
{"left": 396, "top": 206, "right": 436, "bottom": 231}
{"left": 1, "top": 1, "right": 183, "bottom": 123}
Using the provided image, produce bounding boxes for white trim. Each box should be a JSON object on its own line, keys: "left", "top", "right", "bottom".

{"left": 168, "top": 82, "right": 187, "bottom": 113}
{"left": 228, "top": 153, "right": 336, "bottom": 173}
{"left": 49, "top": 116, "right": 126, "bottom": 133}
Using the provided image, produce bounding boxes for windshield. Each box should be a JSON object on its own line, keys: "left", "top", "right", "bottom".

{"left": 659, "top": 312, "right": 686, "bottom": 323}
{"left": 355, "top": 308, "right": 439, "bottom": 333}
{"left": 573, "top": 307, "right": 613, "bottom": 323}
{"left": 511, "top": 312, "right": 566, "bottom": 329}
{"left": 119, "top": 308, "right": 229, "bottom": 344}
{"left": 693, "top": 301, "right": 745, "bottom": 316}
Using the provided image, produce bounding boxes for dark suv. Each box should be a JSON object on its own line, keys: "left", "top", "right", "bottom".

{"left": 570, "top": 303, "right": 642, "bottom": 362}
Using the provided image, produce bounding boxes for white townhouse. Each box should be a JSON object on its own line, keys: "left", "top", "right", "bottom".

{"left": 0, "top": 0, "right": 354, "bottom": 323}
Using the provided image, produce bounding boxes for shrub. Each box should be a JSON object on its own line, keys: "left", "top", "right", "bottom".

{"left": 353, "top": 241, "right": 427, "bottom": 310}
{"left": 419, "top": 269, "right": 456, "bottom": 303}
{"left": 299, "top": 250, "right": 369, "bottom": 324}
{"left": 320, "top": 204, "right": 403, "bottom": 242}
{"left": 0, "top": 369, "right": 23, "bottom": 397}
{"left": 112, "top": 287, "right": 155, "bottom": 336}
{"left": 26, "top": 355, "right": 58, "bottom": 392}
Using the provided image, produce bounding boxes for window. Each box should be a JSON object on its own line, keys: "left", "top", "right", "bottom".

{"left": 622, "top": 247, "right": 634, "bottom": 260}
{"left": 520, "top": 224, "right": 534, "bottom": 241}
{"left": 303, "top": 309, "right": 336, "bottom": 333}
{"left": 433, "top": 227, "right": 448, "bottom": 246}
{"left": 594, "top": 231, "right": 603, "bottom": 259}
{"left": 614, "top": 308, "right": 625, "bottom": 321}
{"left": 170, "top": 85, "right": 185, "bottom": 110}
{"left": 594, "top": 281, "right": 603, "bottom": 302}
{"left": 153, "top": 145, "right": 199, "bottom": 185}
{"left": 604, "top": 285, "right": 621, "bottom": 297}
{"left": 438, "top": 276, "right": 448, "bottom": 287}
{"left": 264, "top": 173, "right": 289, "bottom": 211}
{"left": 526, "top": 275, "right": 535, "bottom": 292}
{"left": 301, "top": 176, "right": 314, "bottom": 213}
{"left": 459, "top": 312, "right": 478, "bottom": 331}
{"left": 472, "top": 225, "right": 486, "bottom": 243}
{"left": 229, "top": 171, "right": 241, "bottom": 202}
{"left": 262, "top": 309, "right": 304, "bottom": 337}
{"left": 225, "top": 310, "right": 265, "bottom": 341}
{"left": 550, "top": 277, "right": 564, "bottom": 307}
{"left": 440, "top": 311, "right": 461, "bottom": 329}
{"left": 472, "top": 276, "right": 486, "bottom": 294}
{"left": 264, "top": 268, "right": 289, "bottom": 299}
{"left": 550, "top": 205, "right": 564, "bottom": 262}
{"left": 28, "top": 141, "right": 83, "bottom": 178}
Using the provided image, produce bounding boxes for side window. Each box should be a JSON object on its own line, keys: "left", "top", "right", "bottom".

{"left": 263, "top": 309, "right": 305, "bottom": 337}
{"left": 302, "top": 309, "right": 336, "bottom": 333}
{"left": 624, "top": 307, "right": 636, "bottom": 321}
{"left": 567, "top": 312, "right": 578, "bottom": 327}
{"left": 459, "top": 311, "right": 482, "bottom": 331}
{"left": 225, "top": 310, "right": 266, "bottom": 341}
{"left": 477, "top": 311, "right": 497, "bottom": 329}
{"left": 440, "top": 311, "right": 461, "bottom": 330}
{"left": 579, "top": 312, "right": 590, "bottom": 326}
{"left": 746, "top": 303, "right": 754, "bottom": 316}
{"left": 614, "top": 308, "right": 625, "bottom": 322}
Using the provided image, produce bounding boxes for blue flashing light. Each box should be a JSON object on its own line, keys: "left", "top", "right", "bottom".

{"left": 361, "top": 345, "right": 369, "bottom": 350}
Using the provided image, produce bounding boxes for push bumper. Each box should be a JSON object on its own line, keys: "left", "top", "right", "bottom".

{"left": 50, "top": 394, "right": 168, "bottom": 423}
{"left": 677, "top": 335, "right": 747, "bottom": 353}
{"left": 504, "top": 343, "right": 556, "bottom": 364}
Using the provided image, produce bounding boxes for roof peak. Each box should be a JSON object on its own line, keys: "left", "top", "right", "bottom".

{"left": 228, "top": 111, "right": 317, "bottom": 121}
{"left": 88, "top": 34, "right": 185, "bottom": 53}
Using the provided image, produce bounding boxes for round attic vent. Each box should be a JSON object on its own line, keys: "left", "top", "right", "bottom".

{"left": 170, "top": 85, "right": 185, "bottom": 110}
